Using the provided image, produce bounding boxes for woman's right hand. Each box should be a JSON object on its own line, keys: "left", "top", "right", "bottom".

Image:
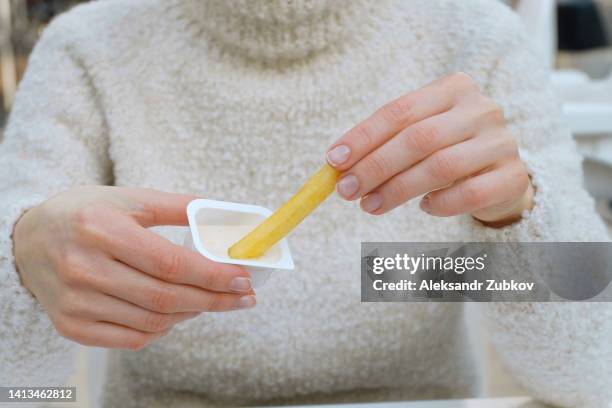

{"left": 12, "top": 186, "right": 255, "bottom": 350}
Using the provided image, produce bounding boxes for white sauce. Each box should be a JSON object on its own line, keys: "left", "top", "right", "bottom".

{"left": 198, "top": 224, "right": 282, "bottom": 262}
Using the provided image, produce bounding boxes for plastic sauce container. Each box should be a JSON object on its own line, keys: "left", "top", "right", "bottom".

{"left": 184, "top": 199, "right": 294, "bottom": 288}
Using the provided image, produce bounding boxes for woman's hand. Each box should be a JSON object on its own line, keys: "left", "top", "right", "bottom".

{"left": 327, "top": 72, "right": 534, "bottom": 226}
{"left": 13, "top": 186, "right": 255, "bottom": 350}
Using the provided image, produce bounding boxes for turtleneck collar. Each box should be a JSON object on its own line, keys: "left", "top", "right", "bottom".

{"left": 174, "top": 0, "right": 389, "bottom": 62}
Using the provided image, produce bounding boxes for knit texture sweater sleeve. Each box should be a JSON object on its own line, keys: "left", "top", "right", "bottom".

{"left": 461, "top": 7, "right": 612, "bottom": 408}
{"left": 0, "top": 13, "right": 111, "bottom": 386}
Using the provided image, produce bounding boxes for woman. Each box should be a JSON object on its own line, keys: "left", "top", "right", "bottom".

{"left": 1, "top": 0, "right": 610, "bottom": 407}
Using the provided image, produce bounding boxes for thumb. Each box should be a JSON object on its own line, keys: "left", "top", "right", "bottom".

{"left": 124, "top": 188, "right": 198, "bottom": 227}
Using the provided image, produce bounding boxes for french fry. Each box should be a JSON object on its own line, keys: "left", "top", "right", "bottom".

{"left": 228, "top": 164, "right": 340, "bottom": 259}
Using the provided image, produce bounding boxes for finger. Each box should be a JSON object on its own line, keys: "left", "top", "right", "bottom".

{"left": 98, "top": 220, "right": 252, "bottom": 293}
{"left": 54, "top": 317, "right": 169, "bottom": 350}
{"left": 360, "top": 134, "right": 515, "bottom": 214}
{"left": 336, "top": 107, "right": 478, "bottom": 200}
{"left": 117, "top": 187, "right": 198, "bottom": 227}
{"left": 326, "top": 73, "right": 477, "bottom": 171}
{"left": 84, "top": 260, "right": 256, "bottom": 313}
{"left": 67, "top": 291, "right": 199, "bottom": 333}
{"left": 422, "top": 162, "right": 530, "bottom": 218}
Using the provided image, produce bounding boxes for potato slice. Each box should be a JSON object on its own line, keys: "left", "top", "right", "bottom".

{"left": 228, "top": 164, "right": 339, "bottom": 259}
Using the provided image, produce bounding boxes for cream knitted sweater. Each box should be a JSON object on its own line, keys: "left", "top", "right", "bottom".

{"left": 1, "top": 0, "right": 611, "bottom": 407}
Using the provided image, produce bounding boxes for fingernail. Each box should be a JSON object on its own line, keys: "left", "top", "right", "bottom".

{"left": 420, "top": 195, "right": 431, "bottom": 213}
{"left": 326, "top": 145, "right": 351, "bottom": 166}
{"left": 229, "top": 277, "right": 252, "bottom": 293}
{"left": 337, "top": 175, "right": 359, "bottom": 199}
{"left": 237, "top": 295, "right": 256, "bottom": 309}
{"left": 361, "top": 193, "right": 382, "bottom": 213}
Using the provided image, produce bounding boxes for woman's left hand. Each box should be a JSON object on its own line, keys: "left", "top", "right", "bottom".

{"left": 326, "top": 72, "right": 534, "bottom": 226}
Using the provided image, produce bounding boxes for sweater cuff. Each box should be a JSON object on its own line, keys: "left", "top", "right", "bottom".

{"left": 464, "top": 150, "right": 559, "bottom": 242}
{"left": 0, "top": 194, "right": 75, "bottom": 386}
{"left": 0, "top": 193, "right": 46, "bottom": 296}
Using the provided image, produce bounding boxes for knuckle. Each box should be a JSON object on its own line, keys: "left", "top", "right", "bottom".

{"left": 200, "top": 267, "right": 221, "bottom": 290}
{"left": 381, "top": 96, "right": 414, "bottom": 124}
{"left": 72, "top": 206, "right": 96, "bottom": 226}
{"left": 363, "top": 153, "right": 392, "bottom": 181}
{"left": 479, "top": 97, "right": 504, "bottom": 122}
{"left": 461, "top": 181, "right": 486, "bottom": 207}
{"left": 138, "top": 201, "right": 163, "bottom": 227}
{"left": 512, "top": 163, "right": 531, "bottom": 194}
{"left": 72, "top": 206, "right": 103, "bottom": 236}
{"left": 500, "top": 136, "right": 520, "bottom": 159}
{"left": 203, "top": 294, "right": 222, "bottom": 312}
{"left": 451, "top": 72, "right": 478, "bottom": 91}
{"left": 508, "top": 134, "right": 520, "bottom": 154}
{"left": 388, "top": 177, "right": 412, "bottom": 203}
{"left": 354, "top": 123, "right": 374, "bottom": 149}
{"left": 143, "top": 312, "right": 172, "bottom": 332}
{"left": 58, "top": 252, "right": 86, "bottom": 284}
{"left": 407, "top": 124, "right": 440, "bottom": 156}
{"left": 428, "top": 151, "right": 458, "bottom": 183}
{"left": 155, "top": 251, "right": 182, "bottom": 283}
{"left": 148, "top": 285, "right": 178, "bottom": 313}
{"left": 57, "top": 290, "right": 83, "bottom": 316}
{"left": 53, "top": 317, "right": 78, "bottom": 340}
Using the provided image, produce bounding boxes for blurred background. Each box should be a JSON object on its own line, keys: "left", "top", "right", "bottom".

{"left": 1, "top": 0, "right": 612, "bottom": 406}
{"left": 0, "top": 0, "right": 81, "bottom": 126}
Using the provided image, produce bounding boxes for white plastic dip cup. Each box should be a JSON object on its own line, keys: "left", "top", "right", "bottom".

{"left": 184, "top": 199, "right": 294, "bottom": 288}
